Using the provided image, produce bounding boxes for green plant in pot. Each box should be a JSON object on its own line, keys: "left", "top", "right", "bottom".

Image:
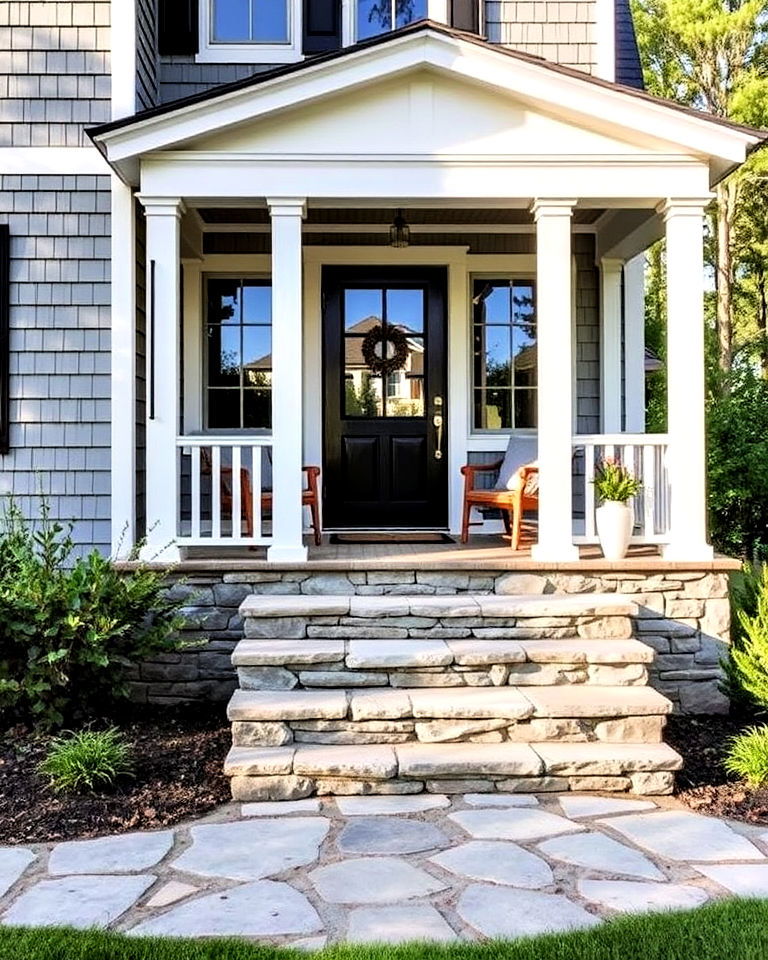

{"left": 592, "top": 459, "right": 642, "bottom": 561}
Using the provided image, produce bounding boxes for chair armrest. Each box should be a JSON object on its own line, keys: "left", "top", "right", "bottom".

{"left": 303, "top": 466, "right": 321, "bottom": 479}
{"left": 460, "top": 459, "right": 503, "bottom": 479}
{"left": 302, "top": 465, "right": 321, "bottom": 496}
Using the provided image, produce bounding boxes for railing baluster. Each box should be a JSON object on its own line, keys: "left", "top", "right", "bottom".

{"left": 191, "top": 445, "right": 201, "bottom": 540}
{"left": 211, "top": 444, "right": 221, "bottom": 540}
{"left": 584, "top": 443, "right": 596, "bottom": 539}
{"left": 252, "top": 446, "right": 262, "bottom": 540}
{"left": 231, "top": 445, "right": 242, "bottom": 541}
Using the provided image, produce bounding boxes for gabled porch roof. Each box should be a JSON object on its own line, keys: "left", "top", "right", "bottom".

{"left": 90, "top": 21, "right": 765, "bottom": 188}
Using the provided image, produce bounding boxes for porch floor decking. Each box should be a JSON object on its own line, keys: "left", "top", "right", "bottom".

{"left": 169, "top": 536, "right": 738, "bottom": 573}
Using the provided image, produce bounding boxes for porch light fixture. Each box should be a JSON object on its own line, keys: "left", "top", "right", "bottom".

{"left": 389, "top": 209, "right": 410, "bottom": 248}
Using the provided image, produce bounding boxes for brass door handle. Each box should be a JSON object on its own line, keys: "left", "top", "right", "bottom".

{"left": 433, "top": 414, "right": 443, "bottom": 460}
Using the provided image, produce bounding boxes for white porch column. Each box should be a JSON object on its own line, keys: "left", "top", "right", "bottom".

{"left": 267, "top": 198, "right": 308, "bottom": 563}
{"left": 110, "top": 177, "right": 136, "bottom": 557}
{"left": 624, "top": 253, "right": 646, "bottom": 432}
{"left": 138, "top": 196, "right": 184, "bottom": 562}
{"left": 600, "top": 257, "right": 623, "bottom": 433}
{"left": 531, "top": 199, "right": 579, "bottom": 561}
{"left": 661, "top": 199, "right": 713, "bottom": 560}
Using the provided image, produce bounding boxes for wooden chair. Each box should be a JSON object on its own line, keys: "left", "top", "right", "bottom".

{"left": 460, "top": 460, "right": 539, "bottom": 551}
{"left": 205, "top": 451, "right": 322, "bottom": 545}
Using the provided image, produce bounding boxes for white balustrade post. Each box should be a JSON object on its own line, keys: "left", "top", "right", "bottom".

{"left": 624, "top": 253, "right": 646, "bottom": 432}
{"left": 600, "top": 257, "right": 623, "bottom": 433}
{"left": 267, "top": 198, "right": 308, "bottom": 563}
{"left": 531, "top": 199, "right": 579, "bottom": 561}
{"left": 138, "top": 196, "right": 184, "bottom": 562}
{"left": 660, "top": 199, "right": 713, "bottom": 560}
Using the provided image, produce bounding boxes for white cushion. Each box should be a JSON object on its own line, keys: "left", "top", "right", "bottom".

{"left": 494, "top": 436, "right": 538, "bottom": 491}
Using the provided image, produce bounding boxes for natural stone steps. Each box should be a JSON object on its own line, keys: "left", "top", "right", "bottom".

{"left": 223, "top": 741, "right": 683, "bottom": 801}
{"left": 232, "top": 637, "right": 654, "bottom": 690}
{"left": 228, "top": 684, "right": 671, "bottom": 723}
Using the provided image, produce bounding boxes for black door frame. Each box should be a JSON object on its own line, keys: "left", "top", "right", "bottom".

{"left": 321, "top": 265, "right": 449, "bottom": 529}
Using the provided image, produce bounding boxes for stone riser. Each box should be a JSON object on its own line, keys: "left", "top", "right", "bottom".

{"left": 224, "top": 741, "right": 682, "bottom": 801}
{"left": 232, "top": 714, "right": 667, "bottom": 747}
{"left": 237, "top": 662, "right": 649, "bottom": 690}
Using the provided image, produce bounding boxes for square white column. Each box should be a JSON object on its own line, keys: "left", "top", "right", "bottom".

{"left": 137, "top": 196, "right": 184, "bottom": 563}
{"left": 110, "top": 176, "right": 136, "bottom": 557}
{"left": 623, "top": 253, "right": 646, "bottom": 433}
{"left": 267, "top": 198, "right": 308, "bottom": 563}
{"left": 531, "top": 199, "right": 579, "bottom": 562}
{"left": 600, "top": 257, "right": 623, "bottom": 433}
{"left": 660, "top": 199, "right": 713, "bottom": 560}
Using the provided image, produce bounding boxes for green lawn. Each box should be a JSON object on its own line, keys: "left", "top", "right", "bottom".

{"left": 1, "top": 900, "right": 767, "bottom": 960}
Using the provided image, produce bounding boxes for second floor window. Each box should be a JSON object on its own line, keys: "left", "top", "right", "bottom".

{"left": 357, "top": 0, "right": 427, "bottom": 40}
{"left": 212, "top": 0, "right": 290, "bottom": 44}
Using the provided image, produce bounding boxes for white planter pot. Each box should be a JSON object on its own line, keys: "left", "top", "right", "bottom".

{"left": 595, "top": 500, "right": 634, "bottom": 561}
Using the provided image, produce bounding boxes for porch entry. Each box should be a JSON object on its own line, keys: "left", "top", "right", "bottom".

{"left": 322, "top": 266, "right": 448, "bottom": 529}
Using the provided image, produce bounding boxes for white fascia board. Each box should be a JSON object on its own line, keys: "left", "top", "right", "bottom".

{"left": 140, "top": 154, "right": 712, "bottom": 200}
{"left": 0, "top": 147, "right": 110, "bottom": 175}
{"left": 95, "top": 30, "right": 760, "bottom": 170}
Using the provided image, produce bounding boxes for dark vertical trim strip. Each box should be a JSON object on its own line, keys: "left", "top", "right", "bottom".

{"left": 0, "top": 225, "right": 9, "bottom": 455}
{"left": 149, "top": 258, "right": 156, "bottom": 421}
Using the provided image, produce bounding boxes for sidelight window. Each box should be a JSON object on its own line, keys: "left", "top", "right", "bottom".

{"left": 472, "top": 278, "right": 537, "bottom": 430}
{"left": 206, "top": 278, "right": 272, "bottom": 430}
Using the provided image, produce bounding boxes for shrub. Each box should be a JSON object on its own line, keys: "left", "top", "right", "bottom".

{"left": 724, "top": 725, "right": 768, "bottom": 787}
{"left": 725, "top": 563, "right": 768, "bottom": 710}
{"left": 39, "top": 727, "right": 134, "bottom": 793}
{"left": 593, "top": 460, "right": 642, "bottom": 503}
{"left": 0, "top": 500, "right": 188, "bottom": 729}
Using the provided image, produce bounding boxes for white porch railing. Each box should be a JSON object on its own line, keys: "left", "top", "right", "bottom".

{"left": 571, "top": 434, "right": 671, "bottom": 545}
{"left": 176, "top": 436, "right": 273, "bottom": 547}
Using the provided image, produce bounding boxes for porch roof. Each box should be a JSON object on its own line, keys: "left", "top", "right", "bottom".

{"left": 89, "top": 21, "right": 765, "bottom": 189}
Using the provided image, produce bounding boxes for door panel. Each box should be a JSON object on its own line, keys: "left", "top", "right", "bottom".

{"left": 323, "top": 266, "right": 448, "bottom": 529}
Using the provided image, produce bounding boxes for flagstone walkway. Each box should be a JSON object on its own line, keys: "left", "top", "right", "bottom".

{"left": 2, "top": 793, "right": 768, "bottom": 945}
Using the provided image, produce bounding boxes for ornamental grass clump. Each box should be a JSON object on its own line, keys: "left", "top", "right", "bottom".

{"left": 724, "top": 725, "right": 768, "bottom": 787}
{"left": 592, "top": 459, "right": 642, "bottom": 503}
{"left": 39, "top": 727, "right": 134, "bottom": 793}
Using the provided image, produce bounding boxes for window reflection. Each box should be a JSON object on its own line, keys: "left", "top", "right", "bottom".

{"left": 356, "top": 0, "right": 427, "bottom": 40}
{"left": 213, "top": 0, "right": 289, "bottom": 43}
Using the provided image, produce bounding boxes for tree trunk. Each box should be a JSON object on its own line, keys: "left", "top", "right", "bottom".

{"left": 715, "top": 181, "right": 734, "bottom": 378}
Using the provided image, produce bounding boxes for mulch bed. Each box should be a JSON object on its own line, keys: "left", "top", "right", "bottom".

{"left": 0, "top": 706, "right": 231, "bottom": 845}
{"left": 667, "top": 713, "right": 768, "bottom": 825}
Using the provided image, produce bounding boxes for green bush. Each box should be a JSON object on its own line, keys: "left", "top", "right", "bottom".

{"left": 724, "top": 563, "right": 768, "bottom": 710}
{"left": 724, "top": 724, "right": 768, "bottom": 787}
{"left": 39, "top": 727, "right": 134, "bottom": 793}
{"left": 0, "top": 500, "right": 188, "bottom": 729}
{"left": 593, "top": 460, "right": 642, "bottom": 503}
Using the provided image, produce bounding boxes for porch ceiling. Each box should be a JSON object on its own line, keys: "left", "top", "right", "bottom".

{"left": 196, "top": 208, "right": 606, "bottom": 226}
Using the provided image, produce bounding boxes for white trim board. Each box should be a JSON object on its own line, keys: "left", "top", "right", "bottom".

{"left": 0, "top": 148, "right": 110, "bottom": 176}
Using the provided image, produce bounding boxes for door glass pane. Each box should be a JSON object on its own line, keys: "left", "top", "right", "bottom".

{"left": 345, "top": 371, "right": 383, "bottom": 417}
{"left": 345, "top": 288, "right": 383, "bottom": 331}
{"left": 207, "top": 324, "right": 241, "bottom": 387}
{"left": 386, "top": 288, "right": 423, "bottom": 334}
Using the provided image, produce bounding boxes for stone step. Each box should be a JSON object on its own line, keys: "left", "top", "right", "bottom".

{"left": 233, "top": 637, "right": 653, "bottom": 690}
{"left": 227, "top": 684, "right": 671, "bottom": 724}
{"left": 223, "top": 740, "right": 683, "bottom": 800}
{"left": 239, "top": 593, "right": 639, "bottom": 621}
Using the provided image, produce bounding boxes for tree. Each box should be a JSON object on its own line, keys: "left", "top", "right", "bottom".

{"left": 632, "top": 0, "right": 768, "bottom": 377}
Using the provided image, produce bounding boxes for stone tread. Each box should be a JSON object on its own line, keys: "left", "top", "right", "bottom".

{"left": 231, "top": 637, "right": 654, "bottom": 669}
{"left": 227, "top": 685, "right": 671, "bottom": 722}
{"left": 239, "top": 594, "right": 639, "bottom": 620}
{"left": 223, "top": 741, "right": 682, "bottom": 780}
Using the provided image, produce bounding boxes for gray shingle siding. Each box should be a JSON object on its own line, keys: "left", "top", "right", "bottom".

{"left": 0, "top": 1, "right": 110, "bottom": 146}
{"left": 484, "top": 1, "right": 597, "bottom": 73}
{"left": 159, "top": 57, "right": 269, "bottom": 104}
{"left": 615, "top": 0, "right": 644, "bottom": 88}
{"left": 137, "top": 0, "right": 160, "bottom": 110}
{"left": 0, "top": 174, "right": 112, "bottom": 556}
{"left": 575, "top": 234, "right": 600, "bottom": 434}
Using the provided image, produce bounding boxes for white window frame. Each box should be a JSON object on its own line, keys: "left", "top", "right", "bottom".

{"left": 197, "top": 0, "right": 304, "bottom": 64}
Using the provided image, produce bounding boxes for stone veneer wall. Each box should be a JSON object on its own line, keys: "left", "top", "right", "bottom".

{"left": 127, "top": 568, "right": 731, "bottom": 715}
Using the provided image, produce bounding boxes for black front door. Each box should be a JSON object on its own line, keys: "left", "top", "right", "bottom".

{"left": 323, "top": 266, "right": 448, "bottom": 529}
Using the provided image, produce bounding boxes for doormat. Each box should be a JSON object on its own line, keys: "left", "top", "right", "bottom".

{"left": 330, "top": 532, "right": 455, "bottom": 545}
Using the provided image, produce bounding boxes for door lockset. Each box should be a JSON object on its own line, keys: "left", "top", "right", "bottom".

{"left": 433, "top": 413, "right": 443, "bottom": 460}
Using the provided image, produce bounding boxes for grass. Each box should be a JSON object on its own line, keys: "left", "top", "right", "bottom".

{"left": 2, "top": 901, "right": 768, "bottom": 960}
